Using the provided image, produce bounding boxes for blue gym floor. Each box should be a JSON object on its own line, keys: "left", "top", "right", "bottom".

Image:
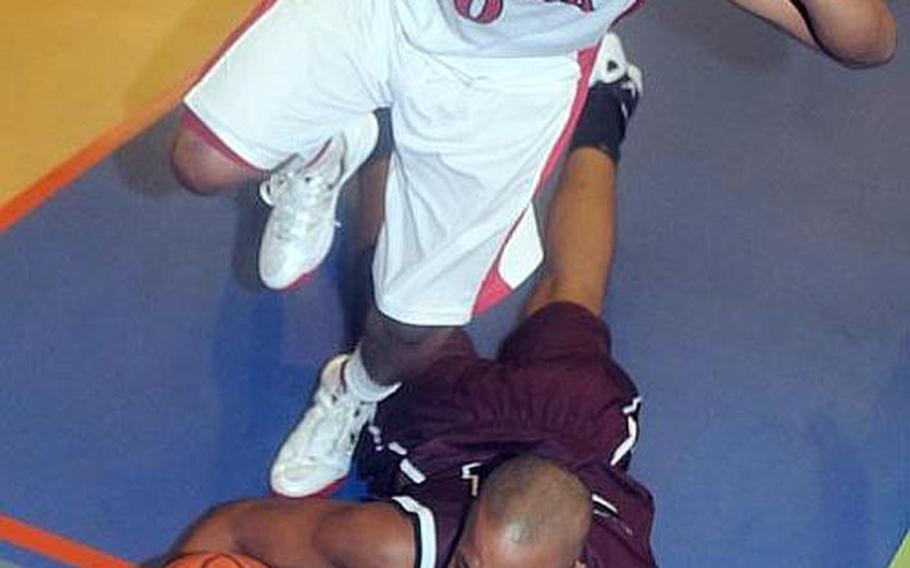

{"left": 2, "top": 5, "right": 908, "bottom": 567}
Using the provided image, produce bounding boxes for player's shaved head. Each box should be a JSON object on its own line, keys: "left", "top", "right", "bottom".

{"left": 450, "top": 455, "right": 591, "bottom": 568}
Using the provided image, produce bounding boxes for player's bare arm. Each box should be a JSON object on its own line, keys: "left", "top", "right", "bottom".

{"left": 524, "top": 43, "right": 641, "bottom": 319}
{"left": 524, "top": 148, "right": 617, "bottom": 319}
{"left": 729, "top": 0, "right": 896, "bottom": 65}
{"left": 173, "top": 498, "right": 414, "bottom": 568}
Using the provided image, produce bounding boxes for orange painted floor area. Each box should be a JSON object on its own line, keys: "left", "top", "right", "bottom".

{"left": 0, "top": 0, "right": 255, "bottom": 212}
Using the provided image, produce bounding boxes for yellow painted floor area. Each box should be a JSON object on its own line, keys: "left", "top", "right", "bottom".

{"left": 891, "top": 532, "right": 910, "bottom": 568}
{"left": 1, "top": 0, "right": 256, "bottom": 208}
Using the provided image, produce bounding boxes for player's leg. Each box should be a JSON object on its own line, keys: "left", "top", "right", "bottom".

{"left": 342, "top": 110, "right": 393, "bottom": 345}
{"left": 525, "top": 34, "right": 642, "bottom": 318}
{"left": 269, "top": 327, "right": 454, "bottom": 498}
{"left": 267, "top": 108, "right": 455, "bottom": 497}
{"left": 489, "top": 38, "right": 646, "bottom": 483}
{"left": 358, "top": 308, "right": 456, "bottom": 385}
{"left": 171, "top": 114, "right": 269, "bottom": 195}
{"left": 340, "top": 111, "right": 457, "bottom": 385}
{"left": 256, "top": 115, "right": 381, "bottom": 289}
{"left": 271, "top": 44, "right": 591, "bottom": 498}
{"left": 171, "top": 0, "right": 352, "bottom": 192}
{"left": 270, "top": 36, "right": 632, "bottom": 499}
{"left": 169, "top": 0, "right": 392, "bottom": 287}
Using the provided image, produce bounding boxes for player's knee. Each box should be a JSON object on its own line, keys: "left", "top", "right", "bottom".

{"left": 361, "top": 308, "right": 455, "bottom": 382}
{"left": 171, "top": 123, "right": 266, "bottom": 195}
{"left": 171, "top": 127, "right": 225, "bottom": 195}
{"left": 370, "top": 308, "right": 450, "bottom": 347}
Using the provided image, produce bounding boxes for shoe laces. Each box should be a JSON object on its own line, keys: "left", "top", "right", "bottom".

{"left": 307, "top": 381, "right": 375, "bottom": 461}
{"left": 259, "top": 161, "right": 343, "bottom": 241}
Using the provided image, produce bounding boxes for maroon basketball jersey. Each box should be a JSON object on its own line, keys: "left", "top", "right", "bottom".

{"left": 356, "top": 303, "right": 656, "bottom": 567}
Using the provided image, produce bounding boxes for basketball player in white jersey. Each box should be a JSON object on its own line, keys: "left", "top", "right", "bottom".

{"left": 169, "top": 1, "right": 895, "bottom": 497}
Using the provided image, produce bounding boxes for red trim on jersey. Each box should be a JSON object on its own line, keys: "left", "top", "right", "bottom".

{"left": 539, "top": 45, "right": 600, "bottom": 191}
{"left": 180, "top": 110, "right": 265, "bottom": 172}
{"left": 471, "top": 44, "right": 600, "bottom": 318}
{"left": 472, "top": 213, "right": 524, "bottom": 316}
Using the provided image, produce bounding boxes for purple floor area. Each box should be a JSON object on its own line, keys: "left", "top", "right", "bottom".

{"left": 2, "top": 4, "right": 909, "bottom": 566}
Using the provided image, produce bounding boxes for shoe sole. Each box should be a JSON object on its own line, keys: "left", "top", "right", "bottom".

{"left": 280, "top": 269, "right": 317, "bottom": 292}
{"left": 268, "top": 354, "right": 354, "bottom": 498}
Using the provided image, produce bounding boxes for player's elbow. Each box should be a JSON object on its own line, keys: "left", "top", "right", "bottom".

{"left": 171, "top": 128, "right": 228, "bottom": 195}
{"left": 837, "top": 34, "right": 896, "bottom": 68}
{"left": 830, "top": 13, "right": 897, "bottom": 67}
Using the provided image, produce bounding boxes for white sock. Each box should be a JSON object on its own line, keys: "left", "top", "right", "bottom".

{"left": 343, "top": 346, "right": 400, "bottom": 403}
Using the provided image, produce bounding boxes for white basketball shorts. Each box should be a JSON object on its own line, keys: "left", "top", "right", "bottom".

{"left": 184, "top": 0, "right": 600, "bottom": 325}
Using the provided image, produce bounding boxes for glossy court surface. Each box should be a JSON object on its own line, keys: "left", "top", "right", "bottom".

{"left": 1, "top": 2, "right": 908, "bottom": 566}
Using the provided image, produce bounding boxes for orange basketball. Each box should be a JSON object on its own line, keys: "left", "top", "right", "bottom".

{"left": 165, "top": 551, "right": 268, "bottom": 568}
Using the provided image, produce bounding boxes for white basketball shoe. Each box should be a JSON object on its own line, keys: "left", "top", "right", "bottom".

{"left": 270, "top": 354, "right": 376, "bottom": 497}
{"left": 258, "top": 114, "right": 379, "bottom": 290}
{"left": 590, "top": 32, "right": 643, "bottom": 118}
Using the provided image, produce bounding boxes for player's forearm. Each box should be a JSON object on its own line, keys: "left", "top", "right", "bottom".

{"left": 729, "top": 0, "right": 896, "bottom": 66}
{"left": 526, "top": 148, "right": 617, "bottom": 318}
{"left": 173, "top": 498, "right": 343, "bottom": 568}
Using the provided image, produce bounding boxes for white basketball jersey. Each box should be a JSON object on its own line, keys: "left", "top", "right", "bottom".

{"left": 396, "top": 0, "right": 641, "bottom": 57}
